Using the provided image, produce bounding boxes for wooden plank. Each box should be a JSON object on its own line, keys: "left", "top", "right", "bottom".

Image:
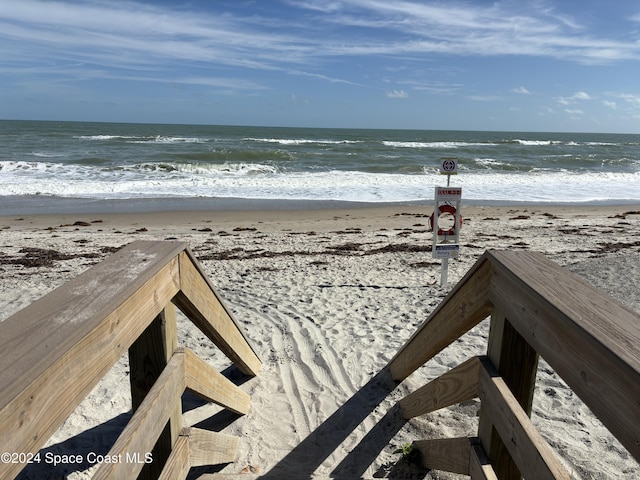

{"left": 182, "top": 248, "right": 258, "bottom": 358}
{"left": 161, "top": 304, "right": 182, "bottom": 451}
{"left": 185, "top": 427, "right": 239, "bottom": 467}
{"left": 413, "top": 437, "right": 471, "bottom": 475}
{"left": 388, "top": 255, "right": 494, "bottom": 381}
{"left": 399, "top": 356, "right": 480, "bottom": 419}
{"left": 174, "top": 251, "right": 261, "bottom": 376}
{"left": 129, "top": 304, "right": 182, "bottom": 479}
{"left": 469, "top": 439, "right": 498, "bottom": 480}
{"left": 158, "top": 433, "right": 191, "bottom": 480}
{"left": 93, "top": 350, "right": 187, "bottom": 480}
{"left": 477, "top": 357, "right": 570, "bottom": 480}
{"left": 0, "top": 241, "right": 183, "bottom": 479}
{"left": 184, "top": 348, "right": 251, "bottom": 415}
{"left": 487, "top": 250, "right": 640, "bottom": 462}
{"left": 479, "top": 311, "right": 539, "bottom": 479}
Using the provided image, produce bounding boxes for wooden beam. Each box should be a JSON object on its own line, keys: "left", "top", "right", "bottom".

{"left": 0, "top": 241, "right": 184, "bottom": 479}
{"left": 184, "top": 427, "right": 239, "bottom": 467}
{"left": 477, "top": 357, "right": 570, "bottom": 480}
{"left": 174, "top": 251, "right": 261, "bottom": 376}
{"left": 388, "top": 256, "right": 494, "bottom": 381}
{"left": 478, "top": 310, "right": 539, "bottom": 479}
{"left": 413, "top": 437, "right": 472, "bottom": 475}
{"left": 184, "top": 348, "right": 251, "bottom": 415}
{"left": 158, "top": 433, "right": 191, "bottom": 480}
{"left": 93, "top": 351, "right": 186, "bottom": 480}
{"left": 487, "top": 250, "right": 640, "bottom": 462}
{"left": 469, "top": 439, "right": 499, "bottom": 480}
{"left": 399, "top": 356, "right": 480, "bottom": 419}
{"left": 129, "top": 304, "right": 182, "bottom": 479}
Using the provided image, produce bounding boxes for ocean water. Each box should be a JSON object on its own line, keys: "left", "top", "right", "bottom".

{"left": 1, "top": 120, "right": 639, "bottom": 210}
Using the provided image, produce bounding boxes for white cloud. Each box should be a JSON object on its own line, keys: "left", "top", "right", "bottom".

{"left": 565, "top": 109, "right": 584, "bottom": 115}
{"left": 387, "top": 89, "right": 408, "bottom": 98}
{"left": 469, "top": 95, "right": 504, "bottom": 102}
{"left": 304, "top": 0, "right": 640, "bottom": 63}
{"left": 572, "top": 91, "right": 592, "bottom": 100}
{"left": 617, "top": 93, "right": 640, "bottom": 107}
{"left": 603, "top": 100, "right": 617, "bottom": 109}
{"left": 558, "top": 91, "right": 593, "bottom": 105}
{"left": 5, "top": 0, "right": 639, "bottom": 84}
{"left": 512, "top": 87, "right": 532, "bottom": 95}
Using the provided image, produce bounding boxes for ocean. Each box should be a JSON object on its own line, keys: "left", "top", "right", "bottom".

{"left": 1, "top": 120, "right": 639, "bottom": 213}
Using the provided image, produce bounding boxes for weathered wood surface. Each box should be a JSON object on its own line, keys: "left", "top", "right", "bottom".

{"left": 400, "top": 356, "right": 480, "bottom": 419}
{"left": 0, "top": 241, "right": 184, "bottom": 479}
{"left": 185, "top": 348, "right": 251, "bottom": 415}
{"left": 129, "top": 304, "right": 181, "bottom": 479}
{"left": 158, "top": 427, "right": 239, "bottom": 477}
{"left": 174, "top": 250, "right": 261, "bottom": 376}
{"left": 388, "top": 258, "right": 493, "bottom": 381}
{"left": 93, "top": 350, "right": 186, "bottom": 480}
{"left": 477, "top": 357, "right": 570, "bottom": 480}
{"left": 414, "top": 437, "right": 472, "bottom": 475}
{"left": 469, "top": 440, "right": 499, "bottom": 480}
{"left": 488, "top": 250, "right": 640, "bottom": 462}
{"left": 0, "top": 240, "right": 260, "bottom": 479}
{"left": 391, "top": 249, "right": 640, "bottom": 477}
{"left": 479, "top": 310, "right": 539, "bottom": 479}
{"left": 158, "top": 433, "right": 191, "bottom": 480}
{"left": 185, "top": 427, "right": 240, "bottom": 467}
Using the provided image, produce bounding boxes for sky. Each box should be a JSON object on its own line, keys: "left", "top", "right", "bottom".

{"left": 1, "top": 0, "right": 640, "bottom": 133}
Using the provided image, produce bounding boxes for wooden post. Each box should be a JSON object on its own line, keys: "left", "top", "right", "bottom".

{"left": 478, "top": 309, "right": 539, "bottom": 480}
{"left": 129, "top": 303, "right": 181, "bottom": 479}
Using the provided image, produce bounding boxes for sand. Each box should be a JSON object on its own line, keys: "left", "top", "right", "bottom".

{"left": 1, "top": 204, "right": 639, "bottom": 479}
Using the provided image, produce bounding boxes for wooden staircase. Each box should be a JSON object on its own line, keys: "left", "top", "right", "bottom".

{"left": 1, "top": 244, "right": 638, "bottom": 479}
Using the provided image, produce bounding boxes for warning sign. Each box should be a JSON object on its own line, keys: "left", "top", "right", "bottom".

{"left": 435, "top": 187, "right": 462, "bottom": 201}
{"left": 433, "top": 244, "right": 460, "bottom": 259}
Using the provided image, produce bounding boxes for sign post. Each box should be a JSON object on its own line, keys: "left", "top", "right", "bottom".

{"left": 432, "top": 158, "right": 462, "bottom": 286}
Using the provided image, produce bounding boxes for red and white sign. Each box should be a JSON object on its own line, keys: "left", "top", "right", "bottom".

{"left": 435, "top": 186, "right": 462, "bottom": 201}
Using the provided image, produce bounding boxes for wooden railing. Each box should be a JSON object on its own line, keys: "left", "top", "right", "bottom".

{"left": 0, "top": 241, "right": 261, "bottom": 479}
{"left": 388, "top": 250, "right": 640, "bottom": 479}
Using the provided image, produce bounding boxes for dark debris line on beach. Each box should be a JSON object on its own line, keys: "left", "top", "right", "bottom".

{"left": 1, "top": 247, "right": 114, "bottom": 268}
{"left": 195, "top": 241, "right": 435, "bottom": 262}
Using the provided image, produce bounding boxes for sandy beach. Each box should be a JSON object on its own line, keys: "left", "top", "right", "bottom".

{"left": 1, "top": 203, "right": 639, "bottom": 479}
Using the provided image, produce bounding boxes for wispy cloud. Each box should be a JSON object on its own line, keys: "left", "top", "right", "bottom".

{"left": 558, "top": 91, "right": 594, "bottom": 105}
{"left": 512, "top": 87, "right": 532, "bottom": 95}
{"left": 4, "top": 0, "right": 640, "bottom": 89}
{"left": 572, "top": 91, "right": 592, "bottom": 100}
{"left": 616, "top": 93, "right": 640, "bottom": 107}
{"left": 297, "top": 0, "right": 640, "bottom": 63}
{"left": 387, "top": 89, "right": 408, "bottom": 98}
{"left": 0, "top": 1, "right": 321, "bottom": 90}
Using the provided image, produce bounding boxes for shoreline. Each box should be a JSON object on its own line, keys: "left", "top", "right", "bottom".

{"left": 1, "top": 194, "right": 638, "bottom": 216}
{"left": 2, "top": 203, "right": 638, "bottom": 236}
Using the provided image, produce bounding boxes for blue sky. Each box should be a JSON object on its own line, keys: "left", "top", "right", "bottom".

{"left": 2, "top": 0, "right": 640, "bottom": 133}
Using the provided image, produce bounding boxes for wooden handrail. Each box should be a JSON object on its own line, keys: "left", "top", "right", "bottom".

{"left": 0, "top": 241, "right": 261, "bottom": 479}
{"left": 389, "top": 250, "right": 640, "bottom": 479}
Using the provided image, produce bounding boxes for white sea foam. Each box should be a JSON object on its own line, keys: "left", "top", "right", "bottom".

{"left": 76, "top": 134, "right": 206, "bottom": 143}
{"left": 382, "top": 141, "right": 494, "bottom": 148}
{"left": 76, "top": 135, "right": 125, "bottom": 140}
{"left": 31, "top": 151, "right": 66, "bottom": 158}
{"left": 1, "top": 160, "right": 638, "bottom": 204}
{"left": 512, "top": 139, "right": 564, "bottom": 146}
{"left": 129, "top": 136, "right": 207, "bottom": 144}
{"left": 474, "top": 158, "right": 508, "bottom": 168}
{"left": 245, "top": 137, "right": 360, "bottom": 145}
